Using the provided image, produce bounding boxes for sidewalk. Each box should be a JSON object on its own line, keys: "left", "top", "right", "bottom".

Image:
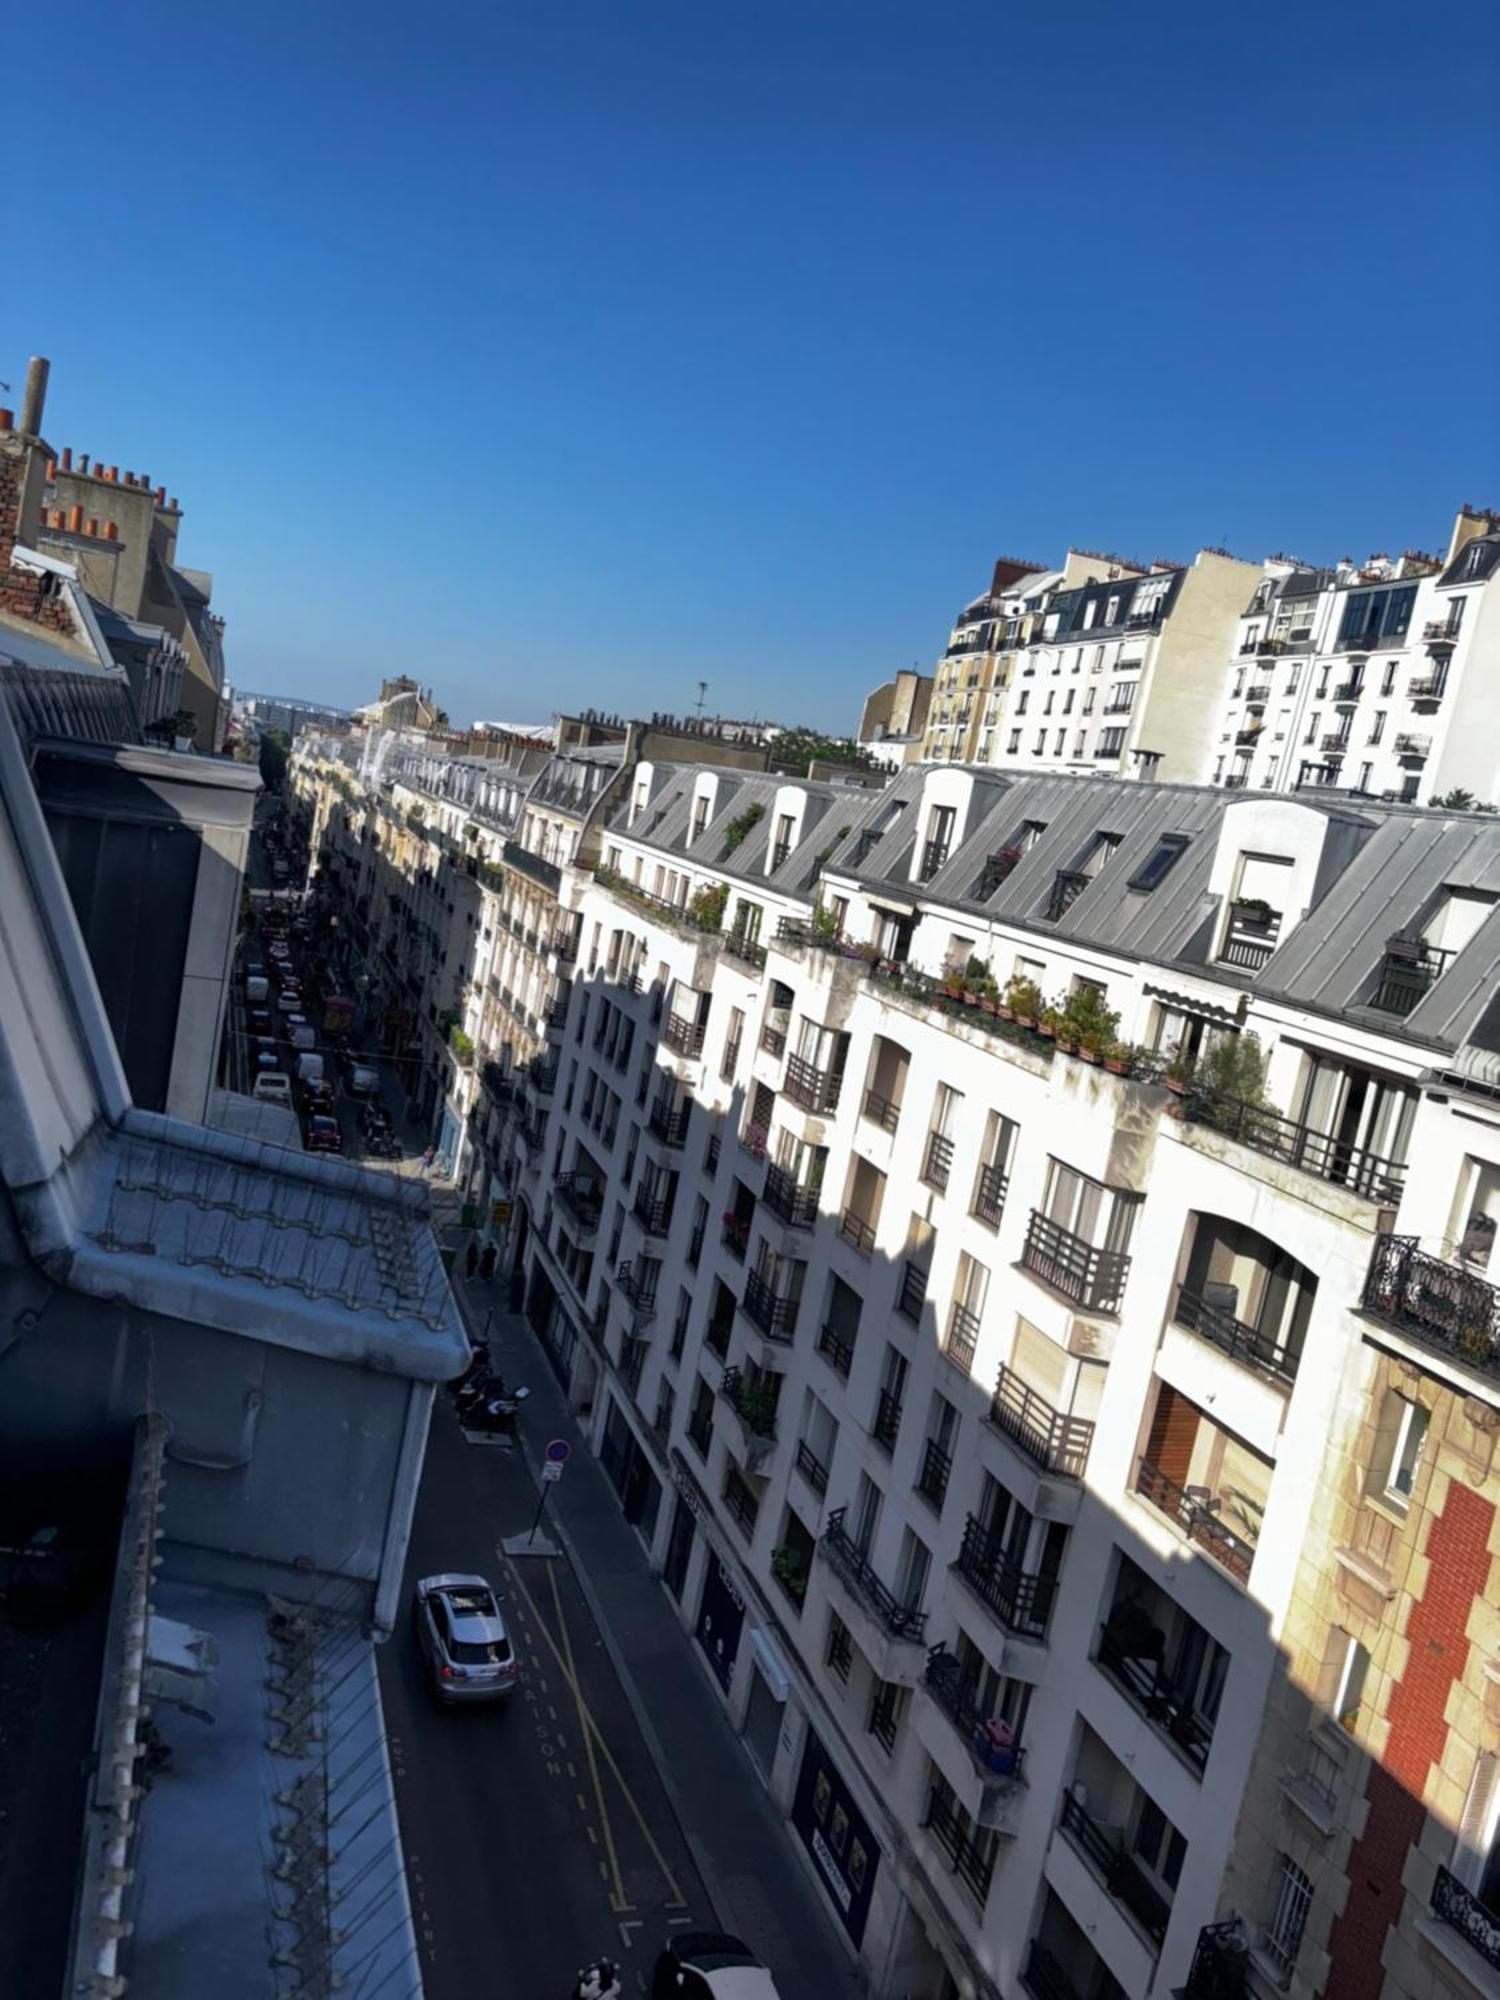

{"left": 452, "top": 1274, "right": 864, "bottom": 2000}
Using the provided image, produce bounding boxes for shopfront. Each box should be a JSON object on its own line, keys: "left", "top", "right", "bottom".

{"left": 791, "top": 1730, "right": 880, "bottom": 1949}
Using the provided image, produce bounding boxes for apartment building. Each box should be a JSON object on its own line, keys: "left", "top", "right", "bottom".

{"left": 920, "top": 559, "right": 1053, "bottom": 766}
{"left": 1211, "top": 508, "right": 1500, "bottom": 806}
{"left": 443, "top": 757, "right": 1500, "bottom": 2000}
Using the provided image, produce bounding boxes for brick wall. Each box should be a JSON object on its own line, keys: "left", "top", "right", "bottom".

{"left": 0, "top": 446, "right": 73, "bottom": 635}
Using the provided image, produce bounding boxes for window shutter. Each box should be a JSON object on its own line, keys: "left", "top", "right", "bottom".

{"left": 1454, "top": 1754, "right": 1500, "bottom": 1891}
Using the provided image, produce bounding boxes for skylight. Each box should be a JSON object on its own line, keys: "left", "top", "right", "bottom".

{"left": 1128, "top": 833, "right": 1189, "bottom": 892}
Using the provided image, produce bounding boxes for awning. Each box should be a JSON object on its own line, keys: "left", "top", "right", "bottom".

{"left": 1143, "top": 980, "right": 1245, "bottom": 1027}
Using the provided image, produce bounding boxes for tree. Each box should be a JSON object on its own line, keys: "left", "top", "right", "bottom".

{"left": 766, "top": 725, "right": 878, "bottom": 775}
{"left": 258, "top": 729, "right": 290, "bottom": 790}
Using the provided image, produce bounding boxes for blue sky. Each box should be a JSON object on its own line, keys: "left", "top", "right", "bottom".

{"left": 9, "top": 2, "right": 1497, "bottom": 731}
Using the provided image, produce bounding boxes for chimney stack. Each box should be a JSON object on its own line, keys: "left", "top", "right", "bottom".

{"left": 19, "top": 357, "right": 49, "bottom": 437}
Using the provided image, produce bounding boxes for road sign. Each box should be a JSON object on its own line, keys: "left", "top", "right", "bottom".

{"left": 491, "top": 1200, "right": 512, "bottom": 1226}
{"left": 541, "top": 1462, "right": 564, "bottom": 1484}
{"left": 544, "top": 1438, "right": 572, "bottom": 1466}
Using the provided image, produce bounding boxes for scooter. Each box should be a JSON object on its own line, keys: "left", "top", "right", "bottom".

{"left": 464, "top": 1386, "right": 530, "bottom": 1437}
{"left": 569, "top": 1959, "right": 621, "bottom": 2000}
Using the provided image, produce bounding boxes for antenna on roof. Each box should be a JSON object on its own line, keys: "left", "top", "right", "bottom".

{"left": 694, "top": 680, "right": 708, "bottom": 718}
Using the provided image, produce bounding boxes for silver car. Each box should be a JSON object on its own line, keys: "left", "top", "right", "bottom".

{"left": 414, "top": 1573, "right": 518, "bottom": 1703}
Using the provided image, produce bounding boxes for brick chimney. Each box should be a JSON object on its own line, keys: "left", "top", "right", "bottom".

{"left": 0, "top": 356, "right": 55, "bottom": 574}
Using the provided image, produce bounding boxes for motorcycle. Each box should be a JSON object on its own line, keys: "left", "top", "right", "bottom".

{"left": 569, "top": 1960, "right": 621, "bottom": 2000}
{"left": 459, "top": 1385, "right": 530, "bottom": 1436}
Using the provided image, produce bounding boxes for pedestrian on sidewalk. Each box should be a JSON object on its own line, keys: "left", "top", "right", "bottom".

{"left": 419, "top": 1144, "right": 436, "bottom": 1177}
{"left": 479, "top": 1242, "right": 497, "bottom": 1283}
{"left": 464, "top": 1239, "right": 478, "bottom": 1281}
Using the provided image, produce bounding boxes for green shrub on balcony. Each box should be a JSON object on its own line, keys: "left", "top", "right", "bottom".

{"left": 686, "top": 880, "right": 729, "bottom": 932}
{"left": 449, "top": 1025, "right": 475, "bottom": 1065}
{"left": 721, "top": 803, "right": 765, "bottom": 853}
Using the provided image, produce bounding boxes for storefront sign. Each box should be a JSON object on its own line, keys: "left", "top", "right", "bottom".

{"left": 791, "top": 1730, "right": 879, "bottom": 1947}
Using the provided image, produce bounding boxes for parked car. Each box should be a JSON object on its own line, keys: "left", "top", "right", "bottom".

{"left": 413, "top": 1574, "right": 518, "bottom": 1703}
{"left": 650, "top": 1934, "right": 782, "bottom": 1999}
{"left": 304, "top": 1115, "right": 342, "bottom": 1153}
{"left": 253, "top": 1071, "right": 293, "bottom": 1107}
{"left": 302, "top": 1079, "right": 337, "bottom": 1115}
{"left": 248, "top": 1007, "right": 273, "bottom": 1037}
{"left": 349, "top": 1065, "right": 382, "bottom": 1098}
{"left": 276, "top": 990, "right": 303, "bottom": 1013}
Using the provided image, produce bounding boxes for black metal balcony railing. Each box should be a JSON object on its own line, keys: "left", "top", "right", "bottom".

{"left": 502, "top": 838, "right": 562, "bottom": 893}
{"left": 919, "top": 836, "right": 951, "bottom": 883}
{"left": 917, "top": 1437, "right": 953, "bottom": 1507}
{"left": 687, "top": 1225, "right": 705, "bottom": 1269}
{"left": 1096, "top": 1628, "right": 1214, "bottom": 1772}
{"left": 1135, "top": 1458, "right": 1256, "bottom": 1584}
{"left": 1059, "top": 1794, "right": 1171, "bottom": 1943}
{"left": 1372, "top": 938, "right": 1455, "bottom": 1015}
{"left": 722, "top": 1468, "right": 759, "bottom": 1538}
{"left": 1045, "top": 868, "right": 1089, "bottom": 922}
{"left": 1022, "top": 1212, "right": 1131, "bottom": 1313}
{"left": 1331, "top": 679, "right": 1363, "bottom": 703}
{"left": 1410, "top": 672, "right": 1448, "bottom": 703}
{"left": 1395, "top": 732, "right": 1432, "bottom": 759}
{"left": 784, "top": 1054, "right": 843, "bottom": 1115}
{"left": 1174, "top": 1283, "right": 1301, "bottom": 1386}
{"left": 1182, "top": 1091, "right": 1409, "bottom": 1202}
{"left": 872, "top": 1388, "right": 903, "bottom": 1453}
{"left": 839, "top": 1209, "right": 876, "bottom": 1256}
{"left": 817, "top": 1322, "right": 856, "bottom": 1377}
{"left": 1340, "top": 629, "right": 1379, "bottom": 654}
{"left": 663, "top": 1014, "right": 706, "bottom": 1058}
{"left": 1217, "top": 905, "right": 1282, "bottom": 971}
{"left": 954, "top": 1515, "right": 1056, "bottom": 1640}
{"left": 720, "top": 1215, "right": 750, "bottom": 1262}
{"left": 632, "top": 1187, "right": 675, "bottom": 1237}
{"left": 1180, "top": 1920, "right": 1251, "bottom": 2000}
{"left": 923, "top": 1788, "right": 995, "bottom": 1905}
{"left": 759, "top": 1022, "right": 786, "bottom": 1058}
{"left": 924, "top": 1647, "right": 1027, "bottom": 1785}
{"left": 945, "top": 1303, "right": 981, "bottom": 1374}
{"left": 1244, "top": 683, "right": 1271, "bottom": 703}
{"left": 686, "top": 1410, "right": 713, "bottom": 1459}
{"left": 923, "top": 1131, "right": 953, "bottom": 1192}
{"left": 552, "top": 929, "right": 578, "bottom": 962}
{"left": 742, "top": 1268, "right": 799, "bottom": 1342}
{"left": 1022, "top": 1943, "right": 1095, "bottom": 2000}
{"left": 723, "top": 933, "right": 767, "bottom": 971}
{"left": 988, "top": 1363, "right": 1094, "bottom": 1479}
{"left": 1363, "top": 1233, "right": 1500, "bottom": 1380}
{"left": 1432, "top": 1865, "right": 1500, "bottom": 1971}
{"left": 646, "top": 1095, "right": 691, "bottom": 1147}
{"left": 720, "top": 1034, "right": 742, "bottom": 1082}
{"left": 972, "top": 1162, "right": 1008, "bottom": 1228}
{"left": 861, "top": 1086, "right": 901, "bottom": 1133}
{"left": 554, "top": 1172, "right": 603, "bottom": 1233}
{"left": 896, "top": 1260, "right": 928, "bottom": 1322}
{"left": 822, "top": 1508, "right": 927, "bottom": 1642}
{"left": 740, "top": 1122, "right": 768, "bottom": 1162}
{"left": 795, "top": 1440, "right": 829, "bottom": 1495}
{"left": 614, "top": 1260, "right": 658, "bottom": 1317}
{"left": 720, "top": 1365, "right": 778, "bottom": 1439}
{"left": 1424, "top": 619, "right": 1462, "bottom": 646}
{"left": 763, "top": 1162, "right": 819, "bottom": 1229}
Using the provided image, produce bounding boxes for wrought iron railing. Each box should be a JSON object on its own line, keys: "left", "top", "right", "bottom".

{"left": 794, "top": 1440, "right": 829, "bottom": 1495}
{"left": 1181, "top": 1919, "right": 1251, "bottom": 1999}
{"left": 988, "top": 1364, "right": 1093, "bottom": 1479}
{"left": 1095, "top": 1627, "right": 1214, "bottom": 1771}
{"left": 923, "top": 1130, "right": 954, "bottom": 1191}
{"left": 720, "top": 1034, "right": 741, "bottom": 1083}
{"left": 862, "top": 1086, "right": 901, "bottom": 1132}
{"left": 763, "top": 1162, "right": 819, "bottom": 1229}
{"left": 822, "top": 1508, "right": 927, "bottom": 1641}
{"left": 839, "top": 1209, "right": 876, "bottom": 1256}
{"left": 1045, "top": 868, "right": 1089, "bottom": 922}
{"left": 1372, "top": 938, "right": 1454, "bottom": 1015}
{"left": 1362, "top": 1233, "right": 1500, "bottom": 1379}
{"left": 872, "top": 1388, "right": 903, "bottom": 1453}
{"left": 817, "top": 1322, "right": 855, "bottom": 1377}
{"left": 1432, "top": 1865, "right": 1500, "bottom": 1971}
{"left": 722, "top": 1467, "right": 759, "bottom": 1538}
{"left": 1182, "top": 1090, "right": 1408, "bottom": 1201}
{"left": 1174, "top": 1283, "right": 1301, "bottom": 1385}
{"left": 719, "top": 1365, "right": 778, "bottom": 1440}
{"left": 785, "top": 1053, "right": 843, "bottom": 1114}
{"left": 723, "top": 934, "right": 767, "bottom": 970}
{"left": 954, "top": 1515, "right": 1056, "bottom": 1640}
{"left": 924, "top": 1646, "right": 1027, "bottom": 1783}
{"left": 919, "top": 836, "right": 951, "bottom": 882}
{"left": 923, "top": 1787, "right": 995, "bottom": 1903}
{"left": 647, "top": 1096, "right": 691, "bottom": 1146}
{"left": 945, "top": 1303, "right": 981, "bottom": 1374}
{"left": 759, "top": 1022, "right": 786, "bottom": 1057}
{"left": 1059, "top": 1794, "right": 1171, "bottom": 1942}
{"left": 742, "top": 1268, "right": 799, "bottom": 1341}
{"left": 917, "top": 1437, "right": 953, "bottom": 1507}
{"left": 1135, "top": 1458, "right": 1256, "bottom": 1584}
{"left": 614, "top": 1260, "right": 658, "bottom": 1317}
{"left": 632, "top": 1187, "right": 675, "bottom": 1236}
{"left": 663, "top": 1013, "right": 706, "bottom": 1057}
{"left": 554, "top": 1172, "right": 603, "bottom": 1233}
{"left": 1022, "top": 1212, "right": 1130, "bottom": 1312}
{"left": 720, "top": 1216, "right": 750, "bottom": 1262}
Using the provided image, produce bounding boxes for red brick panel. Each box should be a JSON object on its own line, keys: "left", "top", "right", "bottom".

{"left": 1323, "top": 1481, "right": 1494, "bottom": 1998}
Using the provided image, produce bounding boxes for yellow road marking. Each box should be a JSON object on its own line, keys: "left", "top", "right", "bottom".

{"left": 547, "top": 1558, "right": 630, "bottom": 1914}
{"left": 505, "top": 1558, "right": 686, "bottom": 1908}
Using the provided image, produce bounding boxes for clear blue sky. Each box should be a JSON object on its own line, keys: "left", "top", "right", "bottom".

{"left": 10, "top": 2, "right": 1498, "bottom": 732}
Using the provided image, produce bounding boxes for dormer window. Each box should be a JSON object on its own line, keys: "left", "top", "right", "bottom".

{"left": 920, "top": 806, "right": 956, "bottom": 882}
{"left": 770, "top": 813, "right": 795, "bottom": 870}
{"left": 1128, "top": 833, "right": 1189, "bottom": 893}
{"left": 691, "top": 795, "right": 710, "bottom": 842}
{"left": 1105, "top": 594, "right": 1120, "bottom": 625}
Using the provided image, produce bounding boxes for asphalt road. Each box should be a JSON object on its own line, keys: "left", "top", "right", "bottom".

{"left": 380, "top": 1401, "right": 715, "bottom": 1998}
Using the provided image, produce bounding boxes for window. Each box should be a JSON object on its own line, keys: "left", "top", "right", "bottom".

{"left": 1007, "top": 729, "right": 1021, "bottom": 754}
{"left": 1131, "top": 1795, "right": 1187, "bottom": 1893}
{"left": 1128, "top": 832, "right": 1189, "bottom": 892}
{"left": 1262, "top": 1855, "right": 1312, "bottom": 1981}
{"left": 1453, "top": 1754, "right": 1500, "bottom": 1918}
{"left": 1096, "top": 727, "right": 1126, "bottom": 758}
{"left": 1317, "top": 1628, "right": 1371, "bottom": 1733}
{"left": 826, "top": 1611, "right": 853, "bottom": 1683}
{"left": 1016, "top": 690, "right": 1029, "bottom": 715}
{"left": 1368, "top": 709, "right": 1386, "bottom": 744}
{"left": 868, "top": 1678, "right": 906, "bottom": 1753}
{"left": 1370, "top": 1391, "right": 1429, "bottom": 1505}
{"left": 691, "top": 794, "right": 710, "bottom": 841}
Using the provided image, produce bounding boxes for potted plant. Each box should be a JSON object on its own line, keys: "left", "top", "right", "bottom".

{"left": 1232, "top": 895, "right": 1275, "bottom": 931}
{"left": 1003, "top": 974, "right": 1042, "bottom": 1026}
{"left": 1040, "top": 1004, "right": 1065, "bottom": 1044}
{"left": 1102, "top": 1040, "right": 1132, "bottom": 1076}
{"left": 811, "top": 903, "right": 841, "bottom": 943}
{"left": 942, "top": 955, "right": 967, "bottom": 1001}
{"left": 1064, "top": 986, "right": 1120, "bottom": 1061}
{"left": 770, "top": 1545, "right": 808, "bottom": 1603}
{"left": 1165, "top": 1041, "right": 1195, "bottom": 1094}
{"left": 1198, "top": 1031, "right": 1271, "bottom": 1112}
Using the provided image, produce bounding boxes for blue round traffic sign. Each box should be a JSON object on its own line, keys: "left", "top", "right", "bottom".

{"left": 545, "top": 1438, "right": 572, "bottom": 1465}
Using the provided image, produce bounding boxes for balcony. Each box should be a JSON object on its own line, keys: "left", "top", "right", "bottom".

{"left": 739, "top": 1121, "right": 768, "bottom": 1163}
{"left": 763, "top": 1162, "right": 818, "bottom": 1229}
{"left": 759, "top": 1022, "right": 786, "bottom": 1058}
{"left": 1431, "top": 1865, "right": 1500, "bottom": 1975}
{"left": 722, "top": 932, "right": 767, "bottom": 971}
{"left": 1234, "top": 726, "right": 1262, "bottom": 747}
{"left": 896, "top": 1260, "right": 928, "bottom": 1323}
{"left": 1179, "top": 1920, "right": 1251, "bottom": 1999}
{"left": 554, "top": 1172, "right": 603, "bottom": 1236}
{"left": 923, "top": 1647, "right": 1027, "bottom": 1803}
{"left": 1330, "top": 679, "right": 1364, "bottom": 704}
{"left": 1394, "top": 731, "right": 1432, "bottom": 760}
{"left": 663, "top": 1014, "right": 706, "bottom": 1058}
{"left": 923, "top": 1786, "right": 996, "bottom": 1905}
{"left": 917, "top": 1437, "right": 953, "bottom": 1508}
{"left": 1058, "top": 1793, "right": 1171, "bottom": 1945}
{"left": 720, "top": 1214, "right": 750, "bottom": 1262}
{"left": 1372, "top": 936, "right": 1455, "bottom": 1015}
{"left": 741, "top": 1268, "right": 799, "bottom": 1343}
{"left": 861, "top": 1086, "right": 901, "bottom": 1133}
{"left": 1410, "top": 672, "right": 1448, "bottom": 705}
{"left": 872, "top": 1388, "right": 903, "bottom": 1453}
{"left": 719, "top": 1366, "right": 778, "bottom": 1472}
{"left": 988, "top": 1364, "right": 1093, "bottom": 1479}
{"left": 1217, "top": 901, "right": 1281, "bottom": 972}
{"left": 1023, "top": 1943, "right": 1126, "bottom": 2000}
{"left": 784, "top": 1053, "right": 843, "bottom": 1115}
{"left": 1243, "top": 683, "right": 1271, "bottom": 704}
{"left": 1363, "top": 1233, "right": 1500, "bottom": 1382}
{"left": 919, "top": 836, "right": 952, "bottom": 882}
{"left": 816, "top": 1322, "right": 855, "bottom": 1378}
{"left": 972, "top": 1162, "right": 1008, "bottom": 1229}
{"left": 502, "top": 838, "right": 562, "bottom": 893}
{"left": 954, "top": 1514, "right": 1056, "bottom": 1640}
{"left": 944, "top": 1303, "right": 981, "bottom": 1375}
{"left": 1181, "top": 1091, "right": 1408, "bottom": 1201}
{"left": 1135, "top": 1458, "right": 1256, "bottom": 1585}
{"left": 1045, "top": 868, "right": 1088, "bottom": 922}
{"left": 552, "top": 928, "right": 578, "bottom": 962}
{"left": 614, "top": 1260, "right": 658, "bottom": 1320}
{"left": 720, "top": 1034, "right": 742, "bottom": 1083}
{"left": 839, "top": 1208, "right": 876, "bottom": 1256}
{"left": 632, "top": 1188, "right": 675, "bottom": 1237}
{"left": 794, "top": 1440, "right": 829, "bottom": 1495}
{"left": 646, "top": 1096, "right": 691, "bottom": 1147}
{"left": 1319, "top": 730, "right": 1350, "bottom": 752}
{"left": 921, "top": 1130, "right": 954, "bottom": 1193}
{"left": 1022, "top": 1212, "right": 1130, "bottom": 1313}
{"left": 1340, "top": 630, "right": 1378, "bottom": 655}
{"left": 1173, "top": 1282, "right": 1300, "bottom": 1385}
{"left": 821, "top": 1507, "right": 927, "bottom": 1644}
{"left": 1424, "top": 619, "right": 1462, "bottom": 648}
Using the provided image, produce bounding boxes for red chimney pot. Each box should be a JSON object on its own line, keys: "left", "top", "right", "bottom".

{"left": 87, "top": 517, "right": 100, "bottom": 537}
{"left": 105, "top": 521, "right": 119, "bottom": 542}
{"left": 0, "top": 410, "right": 13, "bottom": 432}
{"left": 107, "top": 465, "right": 119, "bottom": 482}
{"left": 68, "top": 505, "right": 84, "bottom": 533}
{"left": 46, "top": 459, "right": 57, "bottom": 480}
{"left": 61, "top": 447, "right": 73, "bottom": 471}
